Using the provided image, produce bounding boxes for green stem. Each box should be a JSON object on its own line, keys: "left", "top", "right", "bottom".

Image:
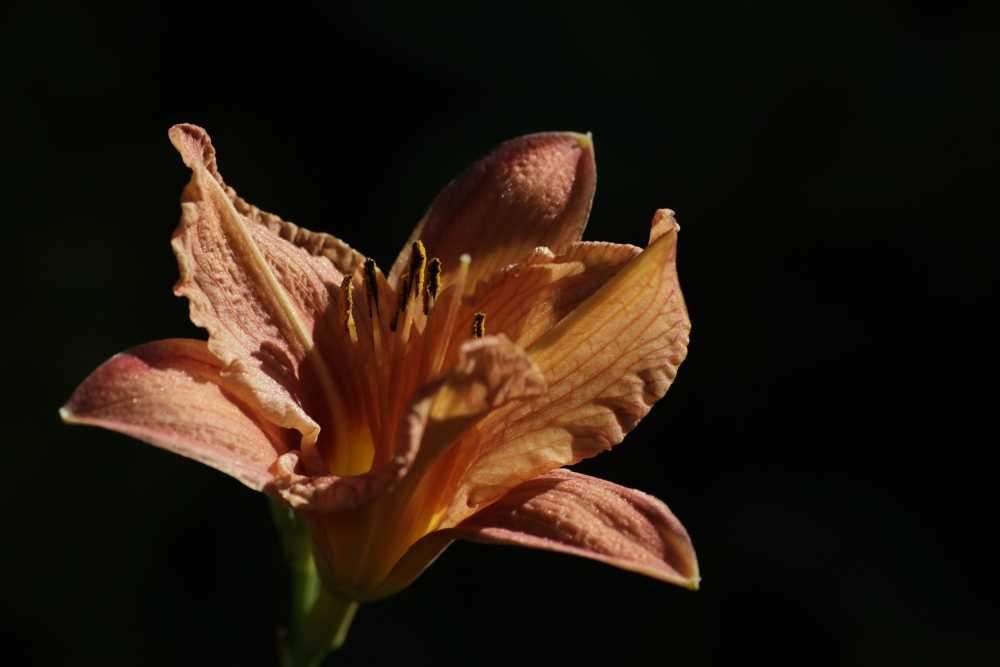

{"left": 297, "top": 589, "right": 359, "bottom": 662}
{"left": 269, "top": 499, "right": 360, "bottom": 667}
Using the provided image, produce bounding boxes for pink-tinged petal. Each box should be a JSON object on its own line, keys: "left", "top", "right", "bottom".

{"left": 388, "top": 132, "right": 596, "bottom": 290}
{"left": 450, "top": 210, "right": 689, "bottom": 513}
{"left": 60, "top": 339, "right": 294, "bottom": 491}
{"left": 447, "top": 469, "right": 699, "bottom": 589}
{"left": 170, "top": 124, "right": 367, "bottom": 275}
{"left": 365, "top": 468, "right": 698, "bottom": 601}
{"left": 169, "top": 125, "right": 362, "bottom": 472}
{"left": 269, "top": 450, "right": 409, "bottom": 512}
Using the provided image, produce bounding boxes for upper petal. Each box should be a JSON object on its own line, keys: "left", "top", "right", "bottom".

{"left": 426, "top": 240, "right": 642, "bottom": 370}
{"left": 448, "top": 210, "right": 689, "bottom": 514}
{"left": 476, "top": 242, "right": 642, "bottom": 350}
{"left": 169, "top": 124, "right": 363, "bottom": 473}
{"left": 60, "top": 339, "right": 294, "bottom": 491}
{"left": 388, "top": 132, "right": 596, "bottom": 290}
{"left": 170, "top": 125, "right": 367, "bottom": 274}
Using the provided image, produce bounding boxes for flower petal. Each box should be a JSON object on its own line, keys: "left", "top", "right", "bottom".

{"left": 364, "top": 468, "right": 698, "bottom": 601}
{"left": 60, "top": 339, "right": 294, "bottom": 490}
{"left": 268, "top": 449, "right": 410, "bottom": 512}
{"left": 447, "top": 469, "right": 699, "bottom": 588}
{"left": 169, "top": 124, "right": 362, "bottom": 473}
{"left": 389, "top": 132, "right": 596, "bottom": 290}
{"left": 449, "top": 210, "right": 689, "bottom": 513}
{"left": 411, "top": 334, "right": 548, "bottom": 467}
{"left": 445, "top": 241, "right": 643, "bottom": 356}
{"left": 169, "top": 124, "right": 367, "bottom": 275}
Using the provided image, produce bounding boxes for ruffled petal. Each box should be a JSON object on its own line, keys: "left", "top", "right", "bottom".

{"left": 60, "top": 339, "right": 294, "bottom": 490}
{"left": 268, "top": 449, "right": 409, "bottom": 512}
{"left": 447, "top": 469, "right": 698, "bottom": 588}
{"left": 169, "top": 124, "right": 363, "bottom": 473}
{"left": 388, "top": 132, "right": 596, "bottom": 290}
{"left": 449, "top": 210, "right": 689, "bottom": 513}
{"left": 170, "top": 124, "right": 367, "bottom": 274}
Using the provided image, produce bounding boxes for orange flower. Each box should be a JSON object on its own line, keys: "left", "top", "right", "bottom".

{"left": 62, "top": 125, "right": 697, "bottom": 651}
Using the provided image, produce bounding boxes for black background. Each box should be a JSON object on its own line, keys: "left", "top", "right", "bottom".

{"left": 4, "top": 2, "right": 996, "bottom": 665}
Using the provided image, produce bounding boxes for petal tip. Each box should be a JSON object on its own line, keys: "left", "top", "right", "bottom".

{"left": 573, "top": 131, "right": 594, "bottom": 152}
{"left": 650, "top": 208, "right": 680, "bottom": 244}
{"left": 167, "top": 123, "right": 214, "bottom": 171}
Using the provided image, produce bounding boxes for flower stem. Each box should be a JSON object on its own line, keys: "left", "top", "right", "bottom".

{"left": 297, "top": 589, "right": 359, "bottom": 661}
{"left": 270, "top": 499, "right": 360, "bottom": 666}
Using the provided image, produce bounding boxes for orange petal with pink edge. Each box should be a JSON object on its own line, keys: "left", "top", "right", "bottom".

{"left": 388, "top": 132, "right": 596, "bottom": 291}
{"left": 169, "top": 124, "right": 367, "bottom": 274}
{"left": 60, "top": 339, "right": 294, "bottom": 490}
{"left": 447, "top": 210, "right": 689, "bottom": 516}
{"left": 451, "top": 469, "right": 699, "bottom": 588}
{"left": 366, "top": 468, "right": 698, "bottom": 600}
{"left": 169, "top": 124, "right": 366, "bottom": 475}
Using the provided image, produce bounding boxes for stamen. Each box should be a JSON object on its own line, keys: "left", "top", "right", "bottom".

{"left": 337, "top": 272, "right": 380, "bottom": 467}
{"left": 409, "top": 241, "right": 427, "bottom": 302}
{"left": 424, "top": 258, "right": 441, "bottom": 315}
{"left": 429, "top": 253, "right": 472, "bottom": 378}
{"left": 471, "top": 312, "right": 486, "bottom": 338}
{"left": 339, "top": 274, "right": 356, "bottom": 334}
{"left": 390, "top": 271, "right": 410, "bottom": 333}
{"left": 416, "top": 257, "right": 443, "bottom": 384}
{"left": 363, "top": 258, "right": 380, "bottom": 319}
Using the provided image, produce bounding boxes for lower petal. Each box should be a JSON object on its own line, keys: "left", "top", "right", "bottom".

{"left": 447, "top": 469, "right": 699, "bottom": 589}
{"left": 60, "top": 339, "right": 294, "bottom": 491}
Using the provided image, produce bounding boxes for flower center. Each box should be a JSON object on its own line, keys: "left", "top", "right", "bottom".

{"left": 321, "top": 242, "right": 485, "bottom": 478}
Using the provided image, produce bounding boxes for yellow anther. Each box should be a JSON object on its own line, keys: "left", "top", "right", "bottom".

{"left": 363, "top": 258, "right": 380, "bottom": 319}
{"left": 424, "top": 258, "right": 441, "bottom": 315}
{"left": 471, "top": 312, "right": 486, "bottom": 339}
{"left": 339, "top": 274, "right": 355, "bottom": 333}
{"left": 409, "top": 240, "right": 427, "bottom": 301}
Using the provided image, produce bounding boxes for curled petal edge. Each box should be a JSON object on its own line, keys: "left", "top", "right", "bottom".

{"left": 169, "top": 123, "right": 366, "bottom": 274}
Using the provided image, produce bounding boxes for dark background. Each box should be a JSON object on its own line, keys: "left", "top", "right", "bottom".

{"left": 4, "top": 2, "right": 995, "bottom": 665}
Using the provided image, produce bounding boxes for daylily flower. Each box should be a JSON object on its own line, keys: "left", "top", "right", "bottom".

{"left": 62, "top": 124, "right": 697, "bottom": 653}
